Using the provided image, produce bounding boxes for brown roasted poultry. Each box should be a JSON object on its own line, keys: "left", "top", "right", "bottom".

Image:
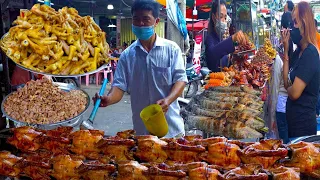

{"left": 44, "top": 126, "right": 73, "bottom": 137}
{"left": 7, "top": 126, "right": 43, "bottom": 152}
{"left": 189, "top": 167, "right": 221, "bottom": 180}
{"left": 19, "top": 150, "right": 52, "bottom": 180}
{"left": 78, "top": 160, "right": 116, "bottom": 180}
{"left": 270, "top": 166, "right": 300, "bottom": 180}
{"left": 135, "top": 135, "right": 168, "bottom": 163}
{"left": 116, "top": 161, "right": 149, "bottom": 180}
{"left": 237, "top": 139, "right": 288, "bottom": 168}
{"left": 147, "top": 166, "right": 186, "bottom": 180}
{"left": 155, "top": 162, "right": 220, "bottom": 180}
{"left": 194, "top": 136, "right": 227, "bottom": 148}
{"left": 200, "top": 142, "right": 241, "bottom": 169}
{"left": 50, "top": 154, "right": 84, "bottom": 180}
{"left": 159, "top": 161, "right": 208, "bottom": 172}
{"left": 223, "top": 164, "right": 268, "bottom": 180}
{"left": 97, "top": 137, "right": 135, "bottom": 163}
{"left": 283, "top": 142, "right": 320, "bottom": 178}
{"left": 163, "top": 141, "right": 206, "bottom": 163}
{"left": 37, "top": 127, "right": 72, "bottom": 154}
{"left": 0, "top": 151, "right": 23, "bottom": 177}
{"left": 116, "top": 129, "right": 136, "bottom": 139}
{"left": 69, "top": 129, "right": 104, "bottom": 159}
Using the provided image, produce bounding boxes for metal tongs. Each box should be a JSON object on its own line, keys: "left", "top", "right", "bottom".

{"left": 80, "top": 78, "right": 109, "bottom": 130}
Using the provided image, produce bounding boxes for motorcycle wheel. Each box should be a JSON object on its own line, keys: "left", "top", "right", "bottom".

{"left": 184, "top": 81, "right": 198, "bottom": 98}
{"left": 63, "top": 78, "right": 80, "bottom": 87}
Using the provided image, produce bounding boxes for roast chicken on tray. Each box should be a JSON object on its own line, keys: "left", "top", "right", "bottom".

{"left": 0, "top": 126, "right": 316, "bottom": 179}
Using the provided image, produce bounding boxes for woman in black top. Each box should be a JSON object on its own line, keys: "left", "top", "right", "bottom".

{"left": 282, "top": 2, "right": 320, "bottom": 139}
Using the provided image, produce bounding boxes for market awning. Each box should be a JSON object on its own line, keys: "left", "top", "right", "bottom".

{"left": 187, "top": 20, "right": 208, "bottom": 31}
{"left": 186, "top": 0, "right": 212, "bottom": 19}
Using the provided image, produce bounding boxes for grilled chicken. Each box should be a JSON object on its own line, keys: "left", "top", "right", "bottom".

{"left": 116, "top": 129, "right": 136, "bottom": 139}
{"left": 270, "top": 166, "right": 300, "bottom": 180}
{"left": 116, "top": 161, "right": 149, "bottom": 180}
{"left": 50, "top": 154, "right": 84, "bottom": 180}
{"left": 7, "top": 126, "right": 43, "bottom": 152}
{"left": 163, "top": 141, "right": 206, "bottom": 163}
{"left": 20, "top": 150, "right": 52, "bottom": 180}
{"left": 223, "top": 164, "right": 268, "bottom": 180}
{"left": 0, "top": 151, "right": 23, "bottom": 177}
{"left": 237, "top": 139, "right": 288, "bottom": 169}
{"left": 200, "top": 142, "right": 241, "bottom": 169}
{"left": 189, "top": 167, "right": 221, "bottom": 180}
{"left": 97, "top": 137, "right": 135, "bottom": 163}
{"left": 69, "top": 130, "right": 104, "bottom": 159}
{"left": 134, "top": 136, "right": 168, "bottom": 163}
{"left": 78, "top": 160, "right": 116, "bottom": 180}
{"left": 284, "top": 142, "right": 320, "bottom": 178}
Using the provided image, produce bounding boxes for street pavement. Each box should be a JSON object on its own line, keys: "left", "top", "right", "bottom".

{"left": 81, "top": 84, "right": 133, "bottom": 136}
{"left": 81, "top": 83, "right": 203, "bottom": 136}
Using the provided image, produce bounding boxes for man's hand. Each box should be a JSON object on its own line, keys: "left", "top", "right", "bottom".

{"left": 92, "top": 93, "right": 110, "bottom": 107}
{"left": 156, "top": 98, "right": 170, "bottom": 113}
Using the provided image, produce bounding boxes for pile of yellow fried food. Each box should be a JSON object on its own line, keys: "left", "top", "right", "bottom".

{"left": 0, "top": 4, "right": 110, "bottom": 75}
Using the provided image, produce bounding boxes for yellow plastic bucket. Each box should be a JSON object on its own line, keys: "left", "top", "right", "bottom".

{"left": 140, "top": 104, "right": 168, "bottom": 137}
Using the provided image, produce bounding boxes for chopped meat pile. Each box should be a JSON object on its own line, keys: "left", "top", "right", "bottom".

{"left": 3, "top": 78, "right": 87, "bottom": 124}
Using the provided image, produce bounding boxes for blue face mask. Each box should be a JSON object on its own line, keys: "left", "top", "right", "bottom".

{"left": 132, "top": 24, "right": 155, "bottom": 40}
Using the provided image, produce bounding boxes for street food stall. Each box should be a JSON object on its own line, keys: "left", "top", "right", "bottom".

{"left": 0, "top": 2, "right": 320, "bottom": 180}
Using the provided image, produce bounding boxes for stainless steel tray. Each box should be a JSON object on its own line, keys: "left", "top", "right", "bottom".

{"left": 1, "top": 82, "right": 90, "bottom": 130}
{"left": 0, "top": 32, "right": 110, "bottom": 78}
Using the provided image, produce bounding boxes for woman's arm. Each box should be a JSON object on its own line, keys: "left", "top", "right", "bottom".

{"left": 286, "top": 47, "right": 318, "bottom": 100}
{"left": 281, "top": 29, "right": 290, "bottom": 90}
{"left": 287, "top": 77, "right": 307, "bottom": 100}
{"left": 205, "top": 35, "right": 235, "bottom": 71}
{"left": 283, "top": 59, "right": 290, "bottom": 89}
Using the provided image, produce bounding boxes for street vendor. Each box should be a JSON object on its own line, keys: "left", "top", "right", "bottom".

{"left": 282, "top": 2, "right": 320, "bottom": 139}
{"left": 93, "top": 0, "right": 187, "bottom": 138}
{"left": 205, "top": 0, "right": 247, "bottom": 72}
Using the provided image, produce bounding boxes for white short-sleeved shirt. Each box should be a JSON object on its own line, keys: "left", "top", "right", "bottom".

{"left": 112, "top": 36, "right": 188, "bottom": 138}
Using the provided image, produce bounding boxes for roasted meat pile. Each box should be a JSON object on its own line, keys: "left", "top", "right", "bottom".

{"left": 183, "top": 86, "right": 267, "bottom": 139}
{"left": 2, "top": 126, "right": 317, "bottom": 179}
{"left": 3, "top": 78, "right": 87, "bottom": 124}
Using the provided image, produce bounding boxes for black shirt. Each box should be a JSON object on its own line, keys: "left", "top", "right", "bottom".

{"left": 286, "top": 44, "right": 320, "bottom": 138}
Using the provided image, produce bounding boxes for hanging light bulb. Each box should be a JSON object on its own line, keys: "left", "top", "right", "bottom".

{"left": 107, "top": 4, "right": 114, "bottom": 10}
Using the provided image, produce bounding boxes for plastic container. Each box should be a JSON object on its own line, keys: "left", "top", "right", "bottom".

{"left": 140, "top": 104, "right": 168, "bottom": 137}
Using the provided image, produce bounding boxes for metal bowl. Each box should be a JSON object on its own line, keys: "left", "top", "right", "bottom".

{"left": 0, "top": 32, "right": 110, "bottom": 78}
{"left": 1, "top": 82, "right": 90, "bottom": 130}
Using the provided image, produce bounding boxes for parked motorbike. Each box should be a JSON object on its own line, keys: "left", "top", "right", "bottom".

{"left": 184, "top": 63, "right": 210, "bottom": 98}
